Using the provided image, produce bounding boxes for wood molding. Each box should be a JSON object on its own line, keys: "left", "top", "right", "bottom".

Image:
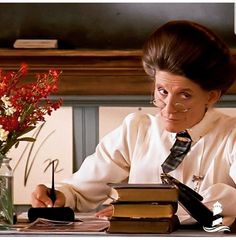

{"left": 0, "top": 48, "right": 235, "bottom": 95}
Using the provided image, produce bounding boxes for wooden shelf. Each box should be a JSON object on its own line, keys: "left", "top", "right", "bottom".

{"left": 0, "top": 49, "right": 235, "bottom": 95}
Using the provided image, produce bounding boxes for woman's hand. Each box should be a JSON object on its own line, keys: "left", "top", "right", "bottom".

{"left": 31, "top": 184, "right": 66, "bottom": 208}
{"left": 95, "top": 205, "right": 114, "bottom": 218}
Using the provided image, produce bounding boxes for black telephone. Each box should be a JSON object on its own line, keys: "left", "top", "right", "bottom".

{"left": 161, "top": 173, "right": 214, "bottom": 227}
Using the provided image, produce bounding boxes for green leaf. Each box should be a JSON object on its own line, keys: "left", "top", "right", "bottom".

{"left": 0, "top": 182, "right": 14, "bottom": 225}
{"left": 15, "top": 141, "right": 19, "bottom": 148}
{"left": 17, "top": 137, "right": 36, "bottom": 142}
{"left": 14, "top": 126, "right": 36, "bottom": 139}
{"left": 19, "top": 104, "right": 35, "bottom": 124}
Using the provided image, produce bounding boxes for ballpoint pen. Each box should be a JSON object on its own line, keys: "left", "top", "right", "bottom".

{"left": 27, "top": 160, "right": 75, "bottom": 222}
{"left": 49, "top": 160, "right": 56, "bottom": 206}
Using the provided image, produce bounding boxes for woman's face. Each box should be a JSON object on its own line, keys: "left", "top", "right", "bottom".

{"left": 154, "top": 71, "right": 220, "bottom": 133}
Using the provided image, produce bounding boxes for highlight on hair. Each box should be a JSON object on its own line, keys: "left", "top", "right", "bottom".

{"left": 142, "top": 20, "right": 236, "bottom": 95}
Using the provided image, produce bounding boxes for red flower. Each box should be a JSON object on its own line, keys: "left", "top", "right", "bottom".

{"left": 0, "top": 64, "right": 62, "bottom": 158}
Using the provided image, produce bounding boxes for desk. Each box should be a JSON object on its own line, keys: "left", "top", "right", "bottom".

{"left": 1, "top": 212, "right": 235, "bottom": 237}
{"left": 0, "top": 222, "right": 235, "bottom": 237}
{"left": 0, "top": 228, "right": 234, "bottom": 237}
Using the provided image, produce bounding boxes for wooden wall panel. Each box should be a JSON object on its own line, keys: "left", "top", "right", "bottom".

{"left": 0, "top": 49, "right": 234, "bottom": 95}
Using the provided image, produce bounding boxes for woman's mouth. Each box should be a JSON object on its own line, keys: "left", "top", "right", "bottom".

{"left": 162, "top": 114, "right": 187, "bottom": 123}
{"left": 164, "top": 117, "right": 180, "bottom": 122}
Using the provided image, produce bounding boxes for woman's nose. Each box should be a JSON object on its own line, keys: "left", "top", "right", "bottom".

{"left": 163, "top": 97, "right": 178, "bottom": 113}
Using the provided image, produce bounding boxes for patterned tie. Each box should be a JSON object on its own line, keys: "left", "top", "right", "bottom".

{"left": 161, "top": 131, "right": 192, "bottom": 173}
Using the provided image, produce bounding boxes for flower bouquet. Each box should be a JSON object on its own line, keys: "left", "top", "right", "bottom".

{"left": 0, "top": 64, "right": 62, "bottom": 163}
{"left": 0, "top": 64, "right": 62, "bottom": 226}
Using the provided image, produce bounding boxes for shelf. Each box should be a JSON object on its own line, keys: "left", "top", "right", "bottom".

{"left": 0, "top": 49, "right": 235, "bottom": 95}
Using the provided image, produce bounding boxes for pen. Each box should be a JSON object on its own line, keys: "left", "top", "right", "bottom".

{"left": 49, "top": 160, "right": 56, "bottom": 207}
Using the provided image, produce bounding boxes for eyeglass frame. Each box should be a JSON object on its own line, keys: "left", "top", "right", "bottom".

{"left": 151, "top": 97, "right": 191, "bottom": 113}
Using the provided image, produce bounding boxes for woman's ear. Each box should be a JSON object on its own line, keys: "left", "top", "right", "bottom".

{"left": 207, "top": 90, "right": 221, "bottom": 106}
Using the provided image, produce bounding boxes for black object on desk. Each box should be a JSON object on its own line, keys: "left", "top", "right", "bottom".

{"left": 28, "top": 207, "right": 75, "bottom": 222}
{"left": 161, "top": 173, "right": 213, "bottom": 227}
{"left": 28, "top": 160, "right": 75, "bottom": 222}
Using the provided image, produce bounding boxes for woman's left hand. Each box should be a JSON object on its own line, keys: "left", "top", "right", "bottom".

{"left": 95, "top": 205, "right": 114, "bottom": 218}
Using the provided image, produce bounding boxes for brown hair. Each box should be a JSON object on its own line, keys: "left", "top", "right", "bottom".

{"left": 142, "top": 20, "right": 236, "bottom": 95}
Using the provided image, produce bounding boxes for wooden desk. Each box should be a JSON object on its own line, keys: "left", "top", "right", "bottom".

{"left": 0, "top": 212, "right": 235, "bottom": 237}
{"left": 0, "top": 228, "right": 234, "bottom": 237}
{"left": 0, "top": 219, "right": 235, "bottom": 237}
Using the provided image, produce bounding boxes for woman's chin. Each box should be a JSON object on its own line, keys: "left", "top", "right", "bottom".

{"left": 164, "top": 123, "right": 186, "bottom": 133}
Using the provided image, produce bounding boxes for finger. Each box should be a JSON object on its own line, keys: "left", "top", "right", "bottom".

{"left": 31, "top": 191, "right": 48, "bottom": 208}
{"left": 97, "top": 209, "right": 113, "bottom": 217}
{"left": 32, "top": 185, "right": 53, "bottom": 207}
{"left": 53, "top": 191, "right": 65, "bottom": 207}
{"left": 96, "top": 205, "right": 114, "bottom": 217}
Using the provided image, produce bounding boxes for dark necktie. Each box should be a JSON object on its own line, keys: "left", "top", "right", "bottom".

{"left": 161, "top": 131, "right": 192, "bottom": 173}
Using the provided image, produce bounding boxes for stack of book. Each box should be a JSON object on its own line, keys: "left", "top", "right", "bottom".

{"left": 107, "top": 183, "right": 180, "bottom": 234}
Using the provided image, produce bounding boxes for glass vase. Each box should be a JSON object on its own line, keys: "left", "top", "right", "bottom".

{"left": 0, "top": 156, "right": 14, "bottom": 226}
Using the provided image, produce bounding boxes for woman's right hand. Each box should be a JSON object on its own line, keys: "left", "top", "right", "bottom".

{"left": 31, "top": 184, "right": 66, "bottom": 208}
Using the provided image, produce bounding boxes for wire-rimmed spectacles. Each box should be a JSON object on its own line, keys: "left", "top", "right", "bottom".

{"left": 151, "top": 98, "right": 191, "bottom": 113}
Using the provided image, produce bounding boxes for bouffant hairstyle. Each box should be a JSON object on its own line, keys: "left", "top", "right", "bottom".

{"left": 142, "top": 20, "right": 236, "bottom": 95}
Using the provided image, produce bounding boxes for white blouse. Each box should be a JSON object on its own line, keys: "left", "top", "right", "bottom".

{"left": 59, "top": 108, "right": 236, "bottom": 225}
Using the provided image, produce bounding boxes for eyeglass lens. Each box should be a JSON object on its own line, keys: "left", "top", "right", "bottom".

{"left": 152, "top": 98, "right": 189, "bottom": 112}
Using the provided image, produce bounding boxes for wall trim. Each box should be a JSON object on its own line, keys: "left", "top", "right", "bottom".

{"left": 52, "top": 94, "right": 236, "bottom": 108}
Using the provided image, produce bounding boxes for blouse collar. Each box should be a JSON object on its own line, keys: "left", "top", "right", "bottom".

{"left": 169, "top": 108, "right": 221, "bottom": 143}
{"left": 186, "top": 108, "right": 220, "bottom": 143}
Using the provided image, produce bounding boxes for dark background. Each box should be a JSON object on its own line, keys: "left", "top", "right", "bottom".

{"left": 0, "top": 2, "right": 235, "bottom": 49}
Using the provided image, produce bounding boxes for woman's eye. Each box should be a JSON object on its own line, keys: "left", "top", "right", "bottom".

{"left": 181, "top": 92, "right": 191, "bottom": 99}
{"left": 157, "top": 88, "right": 168, "bottom": 96}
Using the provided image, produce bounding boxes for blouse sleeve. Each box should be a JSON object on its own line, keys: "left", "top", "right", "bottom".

{"left": 58, "top": 113, "right": 141, "bottom": 212}
{"left": 200, "top": 127, "right": 236, "bottom": 225}
{"left": 180, "top": 124, "right": 236, "bottom": 226}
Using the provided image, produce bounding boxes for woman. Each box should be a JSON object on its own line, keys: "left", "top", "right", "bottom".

{"left": 31, "top": 20, "right": 236, "bottom": 225}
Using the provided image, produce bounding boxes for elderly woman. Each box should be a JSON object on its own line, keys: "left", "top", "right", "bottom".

{"left": 31, "top": 20, "right": 236, "bottom": 225}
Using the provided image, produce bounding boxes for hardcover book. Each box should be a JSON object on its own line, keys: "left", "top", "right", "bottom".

{"left": 112, "top": 202, "right": 178, "bottom": 218}
{"left": 107, "top": 215, "right": 180, "bottom": 234}
{"left": 108, "top": 183, "right": 179, "bottom": 202}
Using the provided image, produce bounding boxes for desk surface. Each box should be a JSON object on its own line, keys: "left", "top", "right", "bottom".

{"left": 0, "top": 228, "right": 234, "bottom": 237}
{"left": 0, "top": 212, "right": 235, "bottom": 237}
{"left": 0, "top": 223, "right": 235, "bottom": 237}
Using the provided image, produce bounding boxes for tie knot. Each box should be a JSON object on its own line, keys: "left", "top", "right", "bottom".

{"left": 161, "top": 130, "right": 192, "bottom": 173}
{"left": 176, "top": 131, "right": 192, "bottom": 142}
